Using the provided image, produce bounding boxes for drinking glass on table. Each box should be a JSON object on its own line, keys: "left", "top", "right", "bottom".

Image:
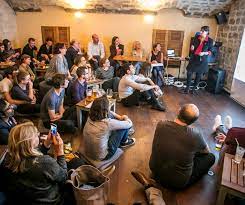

{"left": 215, "top": 133, "right": 225, "bottom": 151}
{"left": 86, "top": 88, "right": 93, "bottom": 101}
{"left": 98, "top": 88, "right": 106, "bottom": 97}
{"left": 234, "top": 145, "right": 245, "bottom": 164}
{"left": 215, "top": 138, "right": 222, "bottom": 151}
{"left": 106, "top": 89, "right": 113, "bottom": 99}
{"left": 92, "top": 87, "right": 98, "bottom": 98}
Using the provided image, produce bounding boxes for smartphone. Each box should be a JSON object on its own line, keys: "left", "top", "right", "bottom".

{"left": 50, "top": 123, "right": 57, "bottom": 136}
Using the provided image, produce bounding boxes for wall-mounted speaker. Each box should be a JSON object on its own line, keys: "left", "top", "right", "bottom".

{"left": 215, "top": 11, "right": 228, "bottom": 25}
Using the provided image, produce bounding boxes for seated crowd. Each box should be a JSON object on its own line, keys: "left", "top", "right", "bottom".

{"left": 0, "top": 32, "right": 243, "bottom": 205}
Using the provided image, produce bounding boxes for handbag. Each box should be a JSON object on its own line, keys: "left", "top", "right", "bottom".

{"left": 66, "top": 165, "right": 114, "bottom": 205}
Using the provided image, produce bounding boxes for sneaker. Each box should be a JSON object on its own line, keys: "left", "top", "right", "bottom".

{"left": 224, "top": 115, "right": 232, "bottom": 130}
{"left": 213, "top": 115, "right": 222, "bottom": 132}
{"left": 120, "top": 138, "right": 136, "bottom": 148}
{"left": 128, "top": 127, "right": 135, "bottom": 136}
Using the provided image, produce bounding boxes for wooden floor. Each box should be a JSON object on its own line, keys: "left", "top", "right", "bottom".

{"left": 72, "top": 86, "right": 245, "bottom": 205}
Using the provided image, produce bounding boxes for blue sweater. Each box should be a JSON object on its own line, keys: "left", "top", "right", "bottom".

{"left": 70, "top": 79, "right": 87, "bottom": 105}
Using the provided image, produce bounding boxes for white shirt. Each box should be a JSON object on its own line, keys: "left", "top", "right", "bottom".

{"left": 118, "top": 74, "right": 153, "bottom": 99}
{"left": 0, "top": 78, "right": 13, "bottom": 99}
{"left": 87, "top": 41, "right": 105, "bottom": 59}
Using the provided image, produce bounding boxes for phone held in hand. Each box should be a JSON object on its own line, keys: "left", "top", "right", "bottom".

{"left": 50, "top": 123, "right": 57, "bottom": 136}
{"left": 50, "top": 123, "right": 57, "bottom": 144}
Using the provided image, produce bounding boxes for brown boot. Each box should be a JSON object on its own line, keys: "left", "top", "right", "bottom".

{"left": 131, "top": 171, "right": 155, "bottom": 189}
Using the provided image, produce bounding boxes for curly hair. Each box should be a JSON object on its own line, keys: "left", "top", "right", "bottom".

{"left": 89, "top": 96, "right": 109, "bottom": 121}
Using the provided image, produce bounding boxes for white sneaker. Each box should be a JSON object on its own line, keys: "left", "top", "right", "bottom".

{"left": 213, "top": 115, "right": 222, "bottom": 132}
{"left": 128, "top": 127, "right": 135, "bottom": 136}
{"left": 224, "top": 115, "right": 232, "bottom": 130}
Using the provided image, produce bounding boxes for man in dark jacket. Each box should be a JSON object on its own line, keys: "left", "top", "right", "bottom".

{"left": 37, "top": 37, "right": 53, "bottom": 63}
{"left": 183, "top": 26, "right": 213, "bottom": 94}
{"left": 65, "top": 39, "right": 82, "bottom": 70}
{"left": 22, "top": 38, "right": 39, "bottom": 69}
{"left": 0, "top": 99, "right": 17, "bottom": 145}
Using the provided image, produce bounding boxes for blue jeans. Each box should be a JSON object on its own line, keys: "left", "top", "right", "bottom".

{"left": 152, "top": 66, "right": 164, "bottom": 87}
{"left": 186, "top": 70, "right": 203, "bottom": 89}
{"left": 134, "top": 62, "right": 143, "bottom": 75}
{"left": 104, "top": 129, "right": 129, "bottom": 160}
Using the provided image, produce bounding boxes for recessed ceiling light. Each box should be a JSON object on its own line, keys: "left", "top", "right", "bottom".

{"left": 138, "top": 0, "right": 162, "bottom": 10}
{"left": 74, "top": 11, "right": 84, "bottom": 18}
{"left": 67, "top": 0, "right": 86, "bottom": 9}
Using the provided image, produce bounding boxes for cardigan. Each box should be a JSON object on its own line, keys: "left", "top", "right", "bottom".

{"left": 45, "top": 54, "right": 69, "bottom": 81}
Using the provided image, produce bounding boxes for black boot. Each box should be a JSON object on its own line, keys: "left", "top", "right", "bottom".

{"left": 151, "top": 101, "right": 166, "bottom": 112}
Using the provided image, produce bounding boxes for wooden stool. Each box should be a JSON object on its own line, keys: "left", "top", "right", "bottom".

{"left": 216, "top": 153, "right": 245, "bottom": 205}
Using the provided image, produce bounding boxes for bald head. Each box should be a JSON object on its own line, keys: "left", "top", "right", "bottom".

{"left": 177, "top": 104, "right": 199, "bottom": 125}
{"left": 92, "top": 34, "right": 99, "bottom": 44}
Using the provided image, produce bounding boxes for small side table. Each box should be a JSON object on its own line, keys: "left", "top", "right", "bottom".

{"left": 76, "top": 98, "right": 116, "bottom": 130}
{"left": 216, "top": 153, "right": 245, "bottom": 205}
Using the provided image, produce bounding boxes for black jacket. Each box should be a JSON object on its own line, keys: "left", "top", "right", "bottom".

{"left": 37, "top": 44, "right": 53, "bottom": 61}
{"left": 0, "top": 145, "right": 67, "bottom": 204}
{"left": 187, "top": 35, "right": 213, "bottom": 73}
{"left": 22, "top": 44, "right": 38, "bottom": 59}
{"left": 65, "top": 47, "right": 78, "bottom": 70}
{"left": 109, "top": 44, "right": 124, "bottom": 60}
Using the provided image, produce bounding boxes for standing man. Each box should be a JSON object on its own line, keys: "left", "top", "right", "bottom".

{"left": 65, "top": 39, "right": 82, "bottom": 70}
{"left": 87, "top": 34, "right": 105, "bottom": 70}
{"left": 183, "top": 26, "right": 213, "bottom": 94}
{"left": 22, "top": 38, "right": 39, "bottom": 68}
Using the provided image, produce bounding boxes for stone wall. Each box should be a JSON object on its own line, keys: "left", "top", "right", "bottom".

{"left": 6, "top": 0, "right": 232, "bottom": 17}
{"left": 217, "top": 0, "right": 245, "bottom": 91}
{"left": 0, "top": 0, "right": 17, "bottom": 45}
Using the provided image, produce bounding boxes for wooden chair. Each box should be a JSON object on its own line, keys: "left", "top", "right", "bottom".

{"left": 216, "top": 153, "right": 245, "bottom": 205}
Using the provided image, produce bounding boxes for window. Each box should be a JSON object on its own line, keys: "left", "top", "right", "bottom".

{"left": 41, "top": 26, "right": 70, "bottom": 47}
{"left": 231, "top": 28, "right": 245, "bottom": 106}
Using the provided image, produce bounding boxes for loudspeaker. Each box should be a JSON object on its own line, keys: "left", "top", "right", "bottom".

{"left": 215, "top": 11, "right": 228, "bottom": 25}
{"left": 206, "top": 68, "right": 226, "bottom": 94}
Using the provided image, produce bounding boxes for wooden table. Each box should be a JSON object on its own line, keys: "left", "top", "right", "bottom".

{"left": 113, "top": 55, "right": 147, "bottom": 62}
{"left": 87, "top": 79, "right": 105, "bottom": 88}
{"left": 76, "top": 98, "right": 116, "bottom": 130}
{"left": 216, "top": 153, "right": 245, "bottom": 205}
